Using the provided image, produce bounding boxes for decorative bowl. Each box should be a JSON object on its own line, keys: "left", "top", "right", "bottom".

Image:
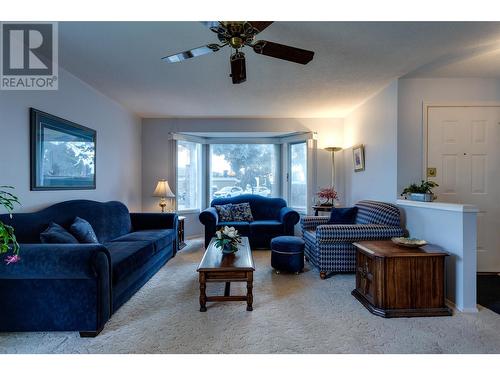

{"left": 391, "top": 237, "right": 427, "bottom": 248}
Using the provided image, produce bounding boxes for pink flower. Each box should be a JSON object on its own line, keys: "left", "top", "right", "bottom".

{"left": 5, "top": 254, "right": 20, "bottom": 265}
{"left": 317, "top": 187, "right": 338, "bottom": 200}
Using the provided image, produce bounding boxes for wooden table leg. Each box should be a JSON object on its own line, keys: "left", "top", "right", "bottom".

{"left": 246, "top": 271, "right": 253, "bottom": 311}
{"left": 224, "top": 282, "right": 231, "bottom": 297}
{"left": 199, "top": 272, "right": 207, "bottom": 312}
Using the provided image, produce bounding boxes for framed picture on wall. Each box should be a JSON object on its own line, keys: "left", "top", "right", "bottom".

{"left": 353, "top": 144, "right": 365, "bottom": 172}
{"left": 30, "top": 108, "right": 96, "bottom": 190}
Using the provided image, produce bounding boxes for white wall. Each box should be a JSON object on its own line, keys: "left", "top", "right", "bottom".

{"left": 0, "top": 67, "right": 142, "bottom": 212}
{"left": 397, "top": 78, "right": 500, "bottom": 194}
{"left": 141, "top": 118, "right": 344, "bottom": 237}
{"left": 343, "top": 81, "right": 399, "bottom": 205}
{"left": 397, "top": 200, "right": 478, "bottom": 312}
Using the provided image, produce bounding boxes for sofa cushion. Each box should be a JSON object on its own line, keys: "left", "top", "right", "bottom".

{"left": 1, "top": 200, "right": 131, "bottom": 244}
{"left": 105, "top": 240, "right": 155, "bottom": 284}
{"left": 112, "top": 229, "right": 176, "bottom": 252}
{"left": 211, "top": 194, "right": 286, "bottom": 220}
{"left": 327, "top": 207, "right": 358, "bottom": 225}
{"left": 218, "top": 221, "right": 250, "bottom": 237}
{"left": 249, "top": 220, "right": 283, "bottom": 237}
{"left": 70, "top": 217, "right": 99, "bottom": 243}
{"left": 40, "top": 222, "right": 79, "bottom": 244}
{"left": 215, "top": 204, "right": 233, "bottom": 222}
{"left": 231, "top": 202, "right": 254, "bottom": 222}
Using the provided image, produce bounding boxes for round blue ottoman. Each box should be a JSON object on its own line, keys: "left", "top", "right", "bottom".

{"left": 271, "top": 236, "right": 305, "bottom": 274}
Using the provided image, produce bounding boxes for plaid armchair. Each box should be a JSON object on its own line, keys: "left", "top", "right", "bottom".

{"left": 301, "top": 200, "right": 404, "bottom": 279}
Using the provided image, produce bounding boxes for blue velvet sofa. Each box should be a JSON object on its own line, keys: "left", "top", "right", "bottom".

{"left": 199, "top": 194, "right": 300, "bottom": 249}
{"left": 0, "top": 200, "right": 177, "bottom": 337}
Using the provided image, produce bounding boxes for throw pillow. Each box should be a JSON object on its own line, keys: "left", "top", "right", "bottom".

{"left": 70, "top": 217, "right": 99, "bottom": 243}
{"left": 40, "top": 222, "right": 79, "bottom": 244}
{"left": 231, "top": 202, "right": 254, "bottom": 222}
{"left": 215, "top": 204, "right": 233, "bottom": 222}
{"left": 327, "top": 207, "right": 358, "bottom": 225}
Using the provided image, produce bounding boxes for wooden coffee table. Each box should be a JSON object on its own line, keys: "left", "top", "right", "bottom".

{"left": 197, "top": 237, "right": 255, "bottom": 312}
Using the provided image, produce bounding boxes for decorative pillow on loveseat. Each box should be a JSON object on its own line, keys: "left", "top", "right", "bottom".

{"left": 40, "top": 222, "right": 79, "bottom": 244}
{"left": 215, "top": 203, "right": 233, "bottom": 222}
{"left": 231, "top": 202, "right": 254, "bottom": 222}
{"left": 70, "top": 216, "right": 99, "bottom": 243}
{"left": 327, "top": 207, "right": 358, "bottom": 224}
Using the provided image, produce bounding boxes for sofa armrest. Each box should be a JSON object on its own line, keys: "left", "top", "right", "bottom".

{"left": 0, "top": 243, "right": 111, "bottom": 279}
{"left": 199, "top": 207, "right": 218, "bottom": 248}
{"left": 316, "top": 224, "right": 405, "bottom": 243}
{"left": 280, "top": 207, "right": 300, "bottom": 234}
{"left": 199, "top": 207, "right": 218, "bottom": 226}
{"left": 0, "top": 243, "right": 112, "bottom": 334}
{"left": 130, "top": 212, "right": 178, "bottom": 231}
{"left": 300, "top": 216, "right": 330, "bottom": 231}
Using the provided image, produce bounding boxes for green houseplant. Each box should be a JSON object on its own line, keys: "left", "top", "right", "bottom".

{"left": 0, "top": 186, "right": 21, "bottom": 264}
{"left": 401, "top": 180, "right": 439, "bottom": 202}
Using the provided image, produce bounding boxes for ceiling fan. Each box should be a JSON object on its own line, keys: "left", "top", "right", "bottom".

{"left": 161, "top": 21, "right": 315, "bottom": 84}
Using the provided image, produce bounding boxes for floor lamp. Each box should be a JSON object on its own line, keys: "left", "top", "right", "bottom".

{"left": 324, "top": 146, "right": 342, "bottom": 188}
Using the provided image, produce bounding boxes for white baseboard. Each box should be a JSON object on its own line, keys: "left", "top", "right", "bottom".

{"left": 186, "top": 234, "right": 203, "bottom": 240}
{"left": 446, "top": 298, "right": 479, "bottom": 313}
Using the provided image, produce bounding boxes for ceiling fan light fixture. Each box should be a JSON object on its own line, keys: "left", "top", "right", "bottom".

{"left": 162, "top": 21, "right": 315, "bottom": 84}
{"left": 230, "top": 51, "right": 246, "bottom": 84}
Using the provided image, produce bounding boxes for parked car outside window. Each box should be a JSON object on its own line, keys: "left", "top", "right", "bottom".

{"left": 213, "top": 186, "right": 244, "bottom": 198}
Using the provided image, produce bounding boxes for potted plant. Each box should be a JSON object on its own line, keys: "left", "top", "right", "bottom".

{"left": 214, "top": 226, "right": 242, "bottom": 254}
{"left": 0, "top": 186, "right": 21, "bottom": 264}
{"left": 401, "top": 180, "right": 439, "bottom": 202}
{"left": 315, "top": 187, "right": 339, "bottom": 206}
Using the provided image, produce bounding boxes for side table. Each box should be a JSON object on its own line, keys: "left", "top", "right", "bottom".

{"left": 312, "top": 205, "right": 333, "bottom": 216}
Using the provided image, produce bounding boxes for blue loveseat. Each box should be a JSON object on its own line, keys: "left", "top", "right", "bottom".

{"left": 199, "top": 194, "right": 300, "bottom": 249}
{"left": 0, "top": 200, "right": 177, "bottom": 336}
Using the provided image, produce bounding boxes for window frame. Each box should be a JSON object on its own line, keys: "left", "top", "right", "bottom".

{"left": 176, "top": 140, "right": 203, "bottom": 213}
{"left": 287, "top": 141, "right": 308, "bottom": 214}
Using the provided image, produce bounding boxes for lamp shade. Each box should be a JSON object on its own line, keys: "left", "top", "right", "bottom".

{"left": 153, "top": 179, "right": 175, "bottom": 198}
{"left": 324, "top": 146, "right": 343, "bottom": 152}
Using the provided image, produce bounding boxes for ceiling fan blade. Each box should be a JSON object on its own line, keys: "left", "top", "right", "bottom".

{"left": 248, "top": 21, "right": 274, "bottom": 33}
{"left": 161, "top": 44, "right": 223, "bottom": 63}
{"left": 252, "top": 40, "right": 314, "bottom": 65}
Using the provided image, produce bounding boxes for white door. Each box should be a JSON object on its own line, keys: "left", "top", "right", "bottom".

{"left": 427, "top": 106, "right": 500, "bottom": 272}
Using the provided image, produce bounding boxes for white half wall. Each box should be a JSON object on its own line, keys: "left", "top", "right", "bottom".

{"left": 397, "top": 78, "right": 500, "bottom": 194}
{"left": 343, "top": 81, "right": 399, "bottom": 205}
{"left": 141, "top": 118, "right": 344, "bottom": 237}
{"left": 397, "top": 200, "right": 478, "bottom": 312}
{"left": 0, "top": 67, "right": 142, "bottom": 212}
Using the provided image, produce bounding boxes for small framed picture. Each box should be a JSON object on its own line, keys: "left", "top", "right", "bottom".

{"left": 353, "top": 144, "right": 365, "bottom": 172}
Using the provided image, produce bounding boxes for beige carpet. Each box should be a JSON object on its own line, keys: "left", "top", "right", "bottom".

{"left": 2, "top": 238, "right": 500, "bottom": 354}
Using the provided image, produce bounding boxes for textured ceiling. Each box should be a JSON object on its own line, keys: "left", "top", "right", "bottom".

{"left": 58, "top": 22, "right": 500, "bottom": 118}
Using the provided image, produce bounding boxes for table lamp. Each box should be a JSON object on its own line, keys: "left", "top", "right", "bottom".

{"left": 153, "top": 179, "right": 175, "bottom": 213}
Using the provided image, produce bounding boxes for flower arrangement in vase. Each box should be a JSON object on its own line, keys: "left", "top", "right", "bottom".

{"left": 214, "top": 226, "right": 242, "bottom": 254}
{"left": 0, "top": 186, "right": 21, "bottom": 264}
{"left": 316, "top": 187, "right": 339, "bottom": 206}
